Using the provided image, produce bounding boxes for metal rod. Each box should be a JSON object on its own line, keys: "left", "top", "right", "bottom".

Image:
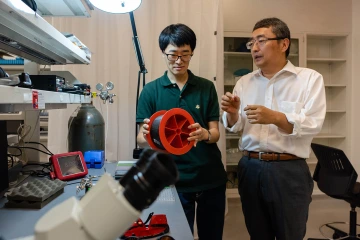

{"left": 129, "top": 12, "right": 147, "bottom": 74}
{"left": 129, "top": 11, "right": 147, "bottom": 157}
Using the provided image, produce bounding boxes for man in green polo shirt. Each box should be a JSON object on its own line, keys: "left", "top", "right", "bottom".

{"left": 136, "top": 23, "right": 227, "bottom": 240}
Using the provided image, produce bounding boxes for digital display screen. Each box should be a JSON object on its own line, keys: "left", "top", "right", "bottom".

{"left": 58, "top": 155, "right": 85, "bottom": 176}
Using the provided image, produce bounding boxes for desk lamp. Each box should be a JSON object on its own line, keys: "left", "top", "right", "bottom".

{"left": 88, "top": 0, "right": 147, "bottom": 159}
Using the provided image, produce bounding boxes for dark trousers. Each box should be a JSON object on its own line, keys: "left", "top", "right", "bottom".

{"left": 178, "top": 184, "right": 226, "bottom": 240}
{"left": 237, "top": 156, "right": 314, "bottom": 240}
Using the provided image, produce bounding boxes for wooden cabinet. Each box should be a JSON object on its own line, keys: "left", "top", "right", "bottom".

{"left": 305, "top": 33, "right": 350, "bottom": 195}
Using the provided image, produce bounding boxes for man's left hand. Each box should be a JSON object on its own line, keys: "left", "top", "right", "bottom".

{"left": 188, "top": 123, "right": 207, "bottom": 147}
{"left": 244, "top": 105, "right": 279, "bottom": 124}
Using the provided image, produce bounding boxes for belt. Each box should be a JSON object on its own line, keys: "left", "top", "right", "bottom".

{"left": 243, "top": 151, "right": 301, "bottom": 161}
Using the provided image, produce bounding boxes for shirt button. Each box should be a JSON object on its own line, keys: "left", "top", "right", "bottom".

{"left": 173, "top": 84, "right": 176, "bottom": 87}
{"left": 180, "top": 95, "right": 182, "bottom": 98}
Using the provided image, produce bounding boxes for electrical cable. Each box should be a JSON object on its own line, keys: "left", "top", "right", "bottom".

{"left": 25, "top": 141, "right": 53, "bottom": 155}
{"left": 21, "top": 163, "right": 52, "bottom": 178}
{"left": 16, "top": 123, "right": 31, "bottom": 164}
{"left": 7, "top": 155, "right": 14, "bottom": 167}
{"left": 28, "top": 111, "right": 41, "bottom": 140}
{"left": 8, "top": 145, "right": 53, "bottom": 156}
{"left": 8, "top": 147, "right": 22, "bottom": 157}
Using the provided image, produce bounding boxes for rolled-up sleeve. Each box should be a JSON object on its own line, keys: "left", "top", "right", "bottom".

{"left": 221, "top": 111, "right": 243, "bottom": 133}
{"left": 280, "top": 72, "right": 326, "bottom": 138}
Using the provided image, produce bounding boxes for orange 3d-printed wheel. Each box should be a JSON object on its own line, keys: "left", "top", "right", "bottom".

{"left": 146, "top": 108, "right": 195, "bottom": 155}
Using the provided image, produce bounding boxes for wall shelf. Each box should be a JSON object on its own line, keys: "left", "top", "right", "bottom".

{"left": 325, "top": 84, "right": 346, "bottom": 87}
{"left": 0, "top": 0, "right": 91, "bottom": 65}
{"left": 226, "top": 188, "right": 239, "bottom": 198}
{"left": 314, "top": 133, "right": 346, "bottom": 139}
{"left": 226, "top": 134, "right": 241, "bottom": 139}
{"left": 307, "top": 58, "right": 346, "bottom": 63}
{"left": 0, "top": 85, "right": 90, "bottom": 111}
{"left": 326, "top": 110, "right": 346, "bottom": 113}
{"left": 226, "top": 162, "right": 238, "bottom": 166}
{"left": 224, "top": 52, "right": 251, "bottom": 56}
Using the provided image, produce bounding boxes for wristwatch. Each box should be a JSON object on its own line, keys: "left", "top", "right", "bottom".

{"left": 205, "top": 129, "right": 211, "bottom": 142}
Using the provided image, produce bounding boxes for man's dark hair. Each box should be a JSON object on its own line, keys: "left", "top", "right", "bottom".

{"left": 159, "top": 24, "right": 197, "bottom": 52}
{"left": 253, "top": 17, "right": 291, "bottom": 57}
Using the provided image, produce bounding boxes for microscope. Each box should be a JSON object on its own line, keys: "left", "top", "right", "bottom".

{"left": 28, "top": 149, "right": 178, "bottom": 240}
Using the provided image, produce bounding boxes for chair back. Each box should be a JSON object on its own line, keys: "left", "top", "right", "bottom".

{"left": 311, "top": 143, "right": 357, "bottom": 198}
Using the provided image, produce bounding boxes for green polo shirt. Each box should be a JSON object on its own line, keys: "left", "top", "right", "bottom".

{"left": 136, "top": 70, "right": 227, "bottom": 192}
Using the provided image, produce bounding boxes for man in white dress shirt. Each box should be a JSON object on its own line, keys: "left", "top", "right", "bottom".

{"left": 221, "top": 17, "right": 326, "bottom": 240}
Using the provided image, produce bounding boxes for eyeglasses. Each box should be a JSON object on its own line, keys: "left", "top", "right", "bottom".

{"left": 163, "top": 53, "right": 193, "bottom": 62}
{"left": 246, "top": 37, "right": 286, "bottom": 50}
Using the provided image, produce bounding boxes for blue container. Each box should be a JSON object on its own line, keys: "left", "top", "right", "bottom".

{"left": 0, "top": 58, "right": 24, "bottom": 65}
{"left": 84, "top": 150, "right": 105, "bottom": 169}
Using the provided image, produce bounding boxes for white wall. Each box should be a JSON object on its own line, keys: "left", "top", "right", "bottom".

{"left": 351, "top": 0, "right": 360, "bottom": 172}
{"left": 223, "top": 0, "right": 352, "bottom": 33}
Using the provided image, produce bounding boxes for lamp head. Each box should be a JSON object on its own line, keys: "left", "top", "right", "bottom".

{"left": 88, "top": 0, "right": 142, "bottom": 14}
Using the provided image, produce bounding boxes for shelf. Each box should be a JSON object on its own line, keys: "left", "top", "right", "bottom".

{"left": 226, "top": 188, "right": 239, "bottom": 198}
{"left": 224, "top": 51, "right": 251, "bottom": 56}
{"left": 0, "top": 65, "right": 51, "bottom": 72}
{"left": 224, "top": 51, "right": 298, "bottom": 58}
{"left": 307, "top": 33, "right": 348, "bottom": 39}
{"left": 0, "top": 0, "right": 91, "bottom": 65}
{"left": 226, "top": 134, "right": 240, "bottom": 139}
{"left": 0, "top": 85, "right": 90, "bottom": 111}
{"left": 314, "top": 133, "right": 346, "bottom": 139}
{"left": 40, "top": 121, "right": 48, "bottom": 127}
{"left": 40, "top": 135, "right": 48, "bottom": 141}
{"left": 307, "top": 58, "right": 346, "bottom": 63}
{"left": 0, "top": 65, "right": 24, "bottom": 71}
{"left": 324, "top": 84, "right": 346, "bottom": 88}
{"left": 36, "top": 0, "right": 92, "bottom": 17}
{"left": 288, "top": 53, "right": 299, "bottom": 57}
{"left": 326, "top": 110, "right": 346, "bottom": 113}
{"left": 226, "top": 162, "right": 238, "bottom": 166}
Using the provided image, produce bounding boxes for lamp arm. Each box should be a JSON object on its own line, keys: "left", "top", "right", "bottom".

{"left": 129, "top": 12, "right": 147, "bottom": 74}
{"left": 130, "top": 11, "right": 147, "bottom": 158}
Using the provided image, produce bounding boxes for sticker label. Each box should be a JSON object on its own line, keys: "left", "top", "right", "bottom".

{"left": 32, "top": 90, "right": 45, "bottom": 109}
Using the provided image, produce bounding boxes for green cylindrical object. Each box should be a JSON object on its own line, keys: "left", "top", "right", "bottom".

{"left": 68, "top": 103, "right": 105, "bottom": 154}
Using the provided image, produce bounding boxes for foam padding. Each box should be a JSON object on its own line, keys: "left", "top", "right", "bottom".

{"left": 5, "top": 178, "right": 67, "bottom": 209}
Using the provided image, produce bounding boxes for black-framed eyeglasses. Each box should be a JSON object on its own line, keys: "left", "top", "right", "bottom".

{"left": 246, "top": 37, "right": 286, "bottom": 50}
{"left": 163, "top": 53, "right": 193, "bottom": 62}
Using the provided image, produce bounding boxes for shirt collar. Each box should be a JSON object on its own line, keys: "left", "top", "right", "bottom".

{"left": 160, "top": 70, "right": 197, "bottom": 87}
{"left": 255, "top": 60, "right": 297, "bottom": 77}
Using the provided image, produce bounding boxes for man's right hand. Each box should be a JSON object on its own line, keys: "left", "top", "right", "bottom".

{"left": 137, "top": 119, "right": 151, "bottom": 147}
{"left": 221, "top": 92, "right": 240, "bottom": 114}
{"left": 142, "top": 118, "right": 151, "bottom": 136}
{"left": 221, "top": 92, "right": 240, "bottom": 127}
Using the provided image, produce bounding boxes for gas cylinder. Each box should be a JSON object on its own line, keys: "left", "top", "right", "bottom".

{"left": 68, "top": 103, "right": 105, "bottom": 154}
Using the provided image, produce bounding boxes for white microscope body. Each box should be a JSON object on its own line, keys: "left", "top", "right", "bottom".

{"left": 19, "top": 149, "right": 178, "bottom": 240}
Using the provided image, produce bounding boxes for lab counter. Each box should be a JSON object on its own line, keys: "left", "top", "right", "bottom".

{"left": 0, "top": 162, "right": 193, "bottom": 240}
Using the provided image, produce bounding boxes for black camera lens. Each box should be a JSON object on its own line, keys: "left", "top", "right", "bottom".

{"left": 121, "top": 149, "right": 179, "bottom": 211}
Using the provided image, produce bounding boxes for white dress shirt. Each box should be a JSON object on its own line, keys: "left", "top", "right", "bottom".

{"left": 222, "top": 61, "right": 326, "bottom": 158}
